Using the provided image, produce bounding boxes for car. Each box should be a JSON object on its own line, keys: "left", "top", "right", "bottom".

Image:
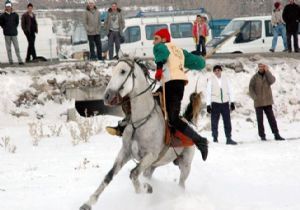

{"left": 207, "top": 15, "right": 300, "bottom": 54}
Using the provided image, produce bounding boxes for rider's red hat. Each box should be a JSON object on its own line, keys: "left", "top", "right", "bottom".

{"left": 154, "top": 28, "right": 171, "bottom": 42}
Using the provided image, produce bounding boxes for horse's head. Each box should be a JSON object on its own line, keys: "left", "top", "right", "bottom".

{"left": 104, "top": 55, "right": 137, "bottom": 106}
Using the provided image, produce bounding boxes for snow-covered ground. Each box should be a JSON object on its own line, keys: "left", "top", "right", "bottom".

{"left": 0, "top": 57, "right": 300, "bottom": 210}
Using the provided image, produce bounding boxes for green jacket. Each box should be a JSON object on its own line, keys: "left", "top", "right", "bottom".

{"left": 153, "top": 43, "right": 206, "bottom": 70}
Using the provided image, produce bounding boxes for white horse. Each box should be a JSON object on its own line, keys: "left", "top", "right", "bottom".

{"left": 80, "top": 55, "right": 195, "bottom": 210}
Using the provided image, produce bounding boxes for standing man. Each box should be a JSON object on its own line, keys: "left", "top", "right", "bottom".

{"left": 83, "top": 0, "right": 102, "bottom": 61}
{"left": 206, "top": 65, "right": 237, "bottom": 145}
{"left": 104, "top": 2, "right": 125, "bottom": 60}
{"left": 21, "top": 3, "right": 38, "bottom": 63}
{"left": 270, "top": 2, "right": 288, "bottom": 52}
{"left": 192, "top": 15, "right": 208, "bottom": 56}
{"left": 0, "top": 0, "right": 24, "bottom": 65}
{"left": 249, "top": 63, "right": 285, "bottom": 141}
{"left": 282, "top": 0, "right": 300, "bottom": 53}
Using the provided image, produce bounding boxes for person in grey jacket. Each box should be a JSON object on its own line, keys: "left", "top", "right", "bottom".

{"left": 83, "top": 0, "right": 102, "bottom": 60}
{"left": 249, "top": 63, "right": 285, "bottom": 141}
{"left": 104, "top": 2, "right": 125, "bottom": 60}
{"left": 0, "top": 1, "right": 24, "bottom": 65}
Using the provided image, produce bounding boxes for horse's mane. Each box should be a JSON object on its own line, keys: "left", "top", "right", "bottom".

{"left": 118, "top": 55, "right": 152, "bottom": 79}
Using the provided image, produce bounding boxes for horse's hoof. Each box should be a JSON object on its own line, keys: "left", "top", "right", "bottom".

{"left": 144, "top": 183, "right": 153, "bottom": 194}
{"left": 80, "top": 203, "right": 91, "bottom": 210}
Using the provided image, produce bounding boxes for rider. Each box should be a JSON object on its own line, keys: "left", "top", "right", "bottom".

{"left": 106, "top": 28, "right": 208, "bottom": 161}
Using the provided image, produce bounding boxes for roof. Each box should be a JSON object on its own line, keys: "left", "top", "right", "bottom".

{"left": 125, "top": 14, "right": 208, "bottom": 25}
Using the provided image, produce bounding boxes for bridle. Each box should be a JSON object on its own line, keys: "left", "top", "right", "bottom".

{"left": 117, "top": 58, "right": 156, "bottom": 102}
{"left": 115, "top": 58, "right": 157, "bottom": 131}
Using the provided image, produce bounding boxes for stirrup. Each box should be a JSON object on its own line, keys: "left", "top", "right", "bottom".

{"left": 105, "top": 126, "right": 121, "bottom": 136}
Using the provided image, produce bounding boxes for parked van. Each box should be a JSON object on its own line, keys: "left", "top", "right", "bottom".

{"left": 207, "top": 16, "right": 300, "bottom": 53}
{"left": 121, "top": 14, "right": 212, "bottom": 58}
{"left": 0, "top": 18, "right": 58, "bottom": 63}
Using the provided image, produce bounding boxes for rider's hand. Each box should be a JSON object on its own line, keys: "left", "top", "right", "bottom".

{"left": 207, "top": 105, "right": 212, "bottom": 114}
{"left": 155, "top": 68, "right": 163, "bottom": 81}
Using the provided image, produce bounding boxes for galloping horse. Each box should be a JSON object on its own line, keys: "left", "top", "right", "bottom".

{"left": 80, "top": 55, "right": 195, "bottom": 210}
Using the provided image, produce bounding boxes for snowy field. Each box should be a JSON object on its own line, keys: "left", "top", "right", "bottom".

{"left": 0, "top": 57, "right": 300, "bottom": 210}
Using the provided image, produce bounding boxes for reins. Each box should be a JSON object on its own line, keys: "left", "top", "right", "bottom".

{"left": 116, "top": 58, "right": 158, "bottom": 138}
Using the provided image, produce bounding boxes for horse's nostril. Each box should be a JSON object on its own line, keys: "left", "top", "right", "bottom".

{"left": 105, "top": 93, "right": 109, "bottom": 100}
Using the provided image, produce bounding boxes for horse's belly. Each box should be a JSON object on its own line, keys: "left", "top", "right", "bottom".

{"left": 152, "top": 148, "right": 184, "bottom": 167}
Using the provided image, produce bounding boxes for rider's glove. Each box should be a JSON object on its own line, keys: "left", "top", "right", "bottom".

{"left": 155, "top": 68, "right": 163, "bottom": 81}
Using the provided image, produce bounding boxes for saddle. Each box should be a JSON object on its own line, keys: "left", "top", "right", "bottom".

{"left": 153, "top": 92, "right": 194, "bottom": 148}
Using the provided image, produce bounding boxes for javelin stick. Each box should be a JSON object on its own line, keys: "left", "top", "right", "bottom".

{"left": 205, "top": 30, "right": 240, "bottom": 59}
{"left": 161, "top": 76, "right": 168, "bottom": 121}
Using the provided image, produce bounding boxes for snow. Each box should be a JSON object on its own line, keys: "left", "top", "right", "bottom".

{"left": 0, "top": 57, "right": 300, "bottom": 210}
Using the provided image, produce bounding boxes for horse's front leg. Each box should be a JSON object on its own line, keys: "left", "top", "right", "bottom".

{"left": 178, "top": 147, "right": 195, "bottom": 188}
{"left": 130, "top": 152, "right": 158, "bottom": 194}
{"left": 80, "top": 147, "right": 131, "bottom": 210}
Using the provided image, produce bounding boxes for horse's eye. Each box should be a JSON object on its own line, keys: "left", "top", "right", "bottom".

{"left": 121, "top": 69, "right": 126, "bottom": 75}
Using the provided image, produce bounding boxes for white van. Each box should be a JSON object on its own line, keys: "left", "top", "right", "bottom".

{"left": 0, "top": 18, "right": 58, "bottom": 63}
{"left": 121, "top": 14, "right": 212, "bottom": 58}
{"left": 207, "top": 16, "right": 300, "bottom": 53}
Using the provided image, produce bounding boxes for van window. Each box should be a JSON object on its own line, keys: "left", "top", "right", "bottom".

{"left": 145, "top": 24, "right": 168, "bottom": 40}
{"left": 221, "top": 20, "right": 245, "bottom": 36}
{"left": 170, "top": 23, "right": 193, "bottom": 38}
{"left": 265, "top": 20, "right": 273, "bottom": 37}
{"left": 124, "top": 26, "right": 141, "bottom": 43}
{"left": 235, "top": 21, "right": 262, "bottom": 43}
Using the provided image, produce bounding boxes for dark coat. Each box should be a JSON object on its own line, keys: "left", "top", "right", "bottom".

{"left": 0, "top": 12, "right": 19, "bottom": 36}
{"left": 21, "top": 12, "right": 38, "bottom": 34}
{"left": 282, "top": 3, "right": 300, "bottom": 32}
{"left": 249, "top": 71, "right": 276, "bottom": 108}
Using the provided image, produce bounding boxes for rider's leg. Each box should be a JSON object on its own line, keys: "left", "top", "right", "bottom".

{"left": 106, "top": 100, "right": 131, "bottom": 136}
{"left": 165, "top": 80, "right": 208, "bottom": 161}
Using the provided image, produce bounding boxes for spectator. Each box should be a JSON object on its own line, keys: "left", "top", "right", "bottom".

{"left": 104, "top": 2, "right": 125, "bottom": 60}
{"left": 193, "top": 15, "right": 208, "bottom": 56}
{"left": 83, "top": 0, "right": 102, "bottom": 60}
{"left": 270, "top": 1, "right": 288, "bottom": 52}
{"left": 0, "top": 0, "right": 24, "bottom": 65}
{"left": 282, "top": 0, "right": 300, "bottom": 53}
{"left": 249, "top": 63, "right": 285, "bottom": 141}
{"left": 21, "top": 3, "right": 38, "bottom": 63}
{"left": 206, "top": 65, "right": 237, "bottom": 145}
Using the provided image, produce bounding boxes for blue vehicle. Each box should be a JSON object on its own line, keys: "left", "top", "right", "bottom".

{"left": 209, "top": 19, "right": 231, "bottom": 38}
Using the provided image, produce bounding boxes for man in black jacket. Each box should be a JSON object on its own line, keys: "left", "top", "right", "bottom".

{"left": 21, "top": 3, "right": 38, "bottom": 62}
{"left": 0, "top": 1, "right": 24, "bottom": 64}
{"left": 283, "top": 0, "right": 300, "bottom": 53}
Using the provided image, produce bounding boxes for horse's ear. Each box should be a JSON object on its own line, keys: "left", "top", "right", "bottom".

{"left": 118, "top": 50, "right": 135, "bottom": 60}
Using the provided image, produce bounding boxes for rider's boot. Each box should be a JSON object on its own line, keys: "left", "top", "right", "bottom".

{"left": 106, "top": 117, "right": 128, "bottom": 137}
{"left": 106, "top": 126, "right": 123, "bottom": 136}
{"left": 182, "top": 126, "right": 208, "bottom": 161}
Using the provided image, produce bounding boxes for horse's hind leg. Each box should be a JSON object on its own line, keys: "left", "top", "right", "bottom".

{"left": 80, "top": 147, "right": 130, "bottom": 210}
{"left": 178, "top": 147, "right": 195, "bottom": 188}
{"left": 130, "top": 153, "right": 158, "bottom": 193}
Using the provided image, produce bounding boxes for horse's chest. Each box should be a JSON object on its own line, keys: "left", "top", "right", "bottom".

{"left": 130, "top": 136, "right": 150, "bottom": 160}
